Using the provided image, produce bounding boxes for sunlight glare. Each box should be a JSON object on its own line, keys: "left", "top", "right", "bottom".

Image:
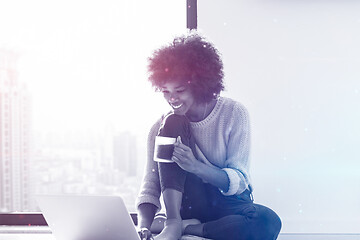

{"left": 1, "top": 0, "right": 185, "bottom": 136}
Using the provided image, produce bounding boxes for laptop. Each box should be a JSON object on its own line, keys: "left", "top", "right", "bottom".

{"left": 36, "top": 195, "right": 140, "bottom": 240}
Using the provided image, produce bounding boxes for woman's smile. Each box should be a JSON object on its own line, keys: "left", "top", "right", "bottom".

{"left": 161, "top": 81, "right": 195, "bottom": 116}
{"left": 170, "top": 102, "right": 183, "bottom": 109}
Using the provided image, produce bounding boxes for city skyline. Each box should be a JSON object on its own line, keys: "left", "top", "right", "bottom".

{"left": 0, "top": 0, "right": 184, "bottom": 214}
{"left": 0, "top": 49, "right": 146, "bottom": 213}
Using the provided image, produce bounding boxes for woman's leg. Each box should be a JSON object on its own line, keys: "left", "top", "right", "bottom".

{"left": 156, "top": 114, "right": 194, "bottom": 240}
{"left": 180, "top": 174, "right": 215, "bottom": 237}
{"left": 180, "top": 173, "right": 212, "bottom": 222}
{"left": 202, "top": 203, "right": 282, "bottom": 240}
{"left": 173, "top": 158, "right": 281, "bottom": 240}
{"left": 157, "top": 114, "right": 193, "bottom": 193}
{"left": 198, "top": 186, "right": 282, "bottom": 240}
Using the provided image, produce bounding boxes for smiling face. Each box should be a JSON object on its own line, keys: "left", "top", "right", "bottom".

{"left": 160, "top": 81, "right": 197, "bottom": 116}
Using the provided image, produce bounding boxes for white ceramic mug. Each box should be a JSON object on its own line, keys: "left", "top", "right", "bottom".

{"left": 154, "top": 136, "right": 176, "bottom": 163}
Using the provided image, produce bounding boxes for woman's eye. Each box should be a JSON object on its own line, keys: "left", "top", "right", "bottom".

{"left": 177, "top": 89, "right": 185, "bottom": 93}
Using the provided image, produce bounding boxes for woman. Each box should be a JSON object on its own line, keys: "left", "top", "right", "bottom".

{"left": 136, "top": 32, "right": 282, "bottom": 240}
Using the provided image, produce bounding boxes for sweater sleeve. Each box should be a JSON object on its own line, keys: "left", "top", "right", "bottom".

{"left": 135, "top": 120, "right": 162, "bottom": 212}
{"left": 221, "top": 102, "right": 252, "bottom": 196}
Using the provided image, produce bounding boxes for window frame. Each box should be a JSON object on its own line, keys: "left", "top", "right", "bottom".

{"left": 0, "top": 0, "right": 196, "bottom": 227}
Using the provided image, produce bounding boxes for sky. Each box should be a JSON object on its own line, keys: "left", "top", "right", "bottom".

{"left": 0, "top": 0, "right": 186, "bottom": 135}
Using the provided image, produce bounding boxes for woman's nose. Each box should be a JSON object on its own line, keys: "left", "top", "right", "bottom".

{"left": 169, "top": 94, "right": 178, "bottom": 103}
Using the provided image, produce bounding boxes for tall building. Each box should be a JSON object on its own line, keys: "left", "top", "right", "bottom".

{"left": 0, "top": 49, "right": 33, "bottom": 212}
{"left": 113, "top": 132, "right": 137, "bottom": 177}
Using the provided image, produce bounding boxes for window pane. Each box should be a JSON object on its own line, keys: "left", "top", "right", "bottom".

{"left": 0, "top": 0, "right": 185, "bottom": 213}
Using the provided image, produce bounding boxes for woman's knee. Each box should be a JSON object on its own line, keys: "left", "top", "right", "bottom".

{"left": 266, "top": 210, "right": 281, "bottom": 240}
{"left": 163, "top": 113, "right": 189, "bottom": 125}
{"left": 254, "top": 204, "right": 282, "bottom": 240}
{"left": 160, "top": 114, "right": 190, "bottom": 135}
{"left": 159, "top": 113, "right": 191, "bottom": 145}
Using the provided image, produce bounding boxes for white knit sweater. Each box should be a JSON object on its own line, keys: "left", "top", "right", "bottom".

{"left": 136, "top": 97, "right": 252, "bottom": 211}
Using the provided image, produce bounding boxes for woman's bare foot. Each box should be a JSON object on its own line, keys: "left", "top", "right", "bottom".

{"left": 182, "top": 219, "right": 201, "bottom": 233}
{"left": 150, "top": 214, "right": 166, "bottom": 234}
{"left": 182, "top": 219, "right": 204, "bottom": 237}
{"left": 154, "top": 218, "right": 182, "bottom": 240}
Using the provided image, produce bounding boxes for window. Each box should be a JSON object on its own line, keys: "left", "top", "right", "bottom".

{"left": 2, "top": 0, "right": 359, "bottom": 236}
{"left": 0, "top": 0, "right": 185, "bottom": 214}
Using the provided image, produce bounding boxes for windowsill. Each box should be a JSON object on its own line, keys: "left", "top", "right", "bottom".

{"left": 0, "top": 226, "right": 51, "bottom": 234}
{"left": 0, "top": 212, "right": 138, "bottom": 226}
{"left": 1, "top": 214, "right": 360, "bottom": 240}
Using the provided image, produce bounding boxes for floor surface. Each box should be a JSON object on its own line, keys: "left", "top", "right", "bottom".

{"left": 1, "top": 227, "right": 360, "bottom": 240}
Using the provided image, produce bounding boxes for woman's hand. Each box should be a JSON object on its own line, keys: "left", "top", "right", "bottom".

{"left": 171, "top": 136, "right": 201, "bottom": 173}
{"left": 138, "top": 227, "right": 153, "bottom": 240}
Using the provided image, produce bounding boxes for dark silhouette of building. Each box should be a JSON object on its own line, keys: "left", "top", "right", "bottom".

{"left": 113, "top": 132, "right": 137, "bottom": 177}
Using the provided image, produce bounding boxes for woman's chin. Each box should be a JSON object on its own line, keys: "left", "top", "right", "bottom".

{"left": 172, "top": 108, "right": 187, "bottom": 116}
{"left": 173, "top": 111, "right": 186, "bottom": 116}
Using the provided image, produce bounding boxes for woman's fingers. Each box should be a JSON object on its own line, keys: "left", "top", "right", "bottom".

{"left": 173, "top": 143, "right": 196, "bottom": 162}
{"left": 174, "top": 143, "right": 191, "bottom": 153}
{"left": 172, "top": 154, "right": 179, "bottom": 163}
{"left": 174, "top": 137, "right": 191, "bottom": 150}
{"left": 173, "top": 146, "right": 185, "bottom": 155}
{"left": 175, "top": 142, "right": 189, "bottom": 149}
{"left": 138, "top": 228, "right": 152, "bottom": 240}
{"left": 172, "top": 152, "right": 182, "bottom": 162}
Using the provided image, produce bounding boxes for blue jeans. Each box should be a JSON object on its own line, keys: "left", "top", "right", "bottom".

{"left": 157, "top": 114, "right": 282, "bottom": 240}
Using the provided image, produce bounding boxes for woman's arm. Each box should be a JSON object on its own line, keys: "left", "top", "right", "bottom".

{"left": 137, "top": 203, "right": 156, "bottom": 240}
{"left": 172, "top": 102, "right": 251, "bottom": 196}
{"left": 193, "top": 161, "right": 230, "bottom": 192}
{"left": 138, "top": 203, "right": 157, "bottom": 229}
{"left": 136, "top": 120, "right": 162, "bottom": 221}
{"left": 172, "top": 139, "right": 230, "bottom": 192}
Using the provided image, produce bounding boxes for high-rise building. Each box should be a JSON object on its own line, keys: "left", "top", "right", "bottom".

{"left": 0, "top": 49, "right": 33, "bottom": 212}
{"left": 113, "top": 132, "right": 137, "bottom": 177}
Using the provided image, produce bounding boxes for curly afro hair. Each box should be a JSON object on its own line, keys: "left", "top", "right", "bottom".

{"left": 147, "top": 32, "right": 225, "bottom": 103}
